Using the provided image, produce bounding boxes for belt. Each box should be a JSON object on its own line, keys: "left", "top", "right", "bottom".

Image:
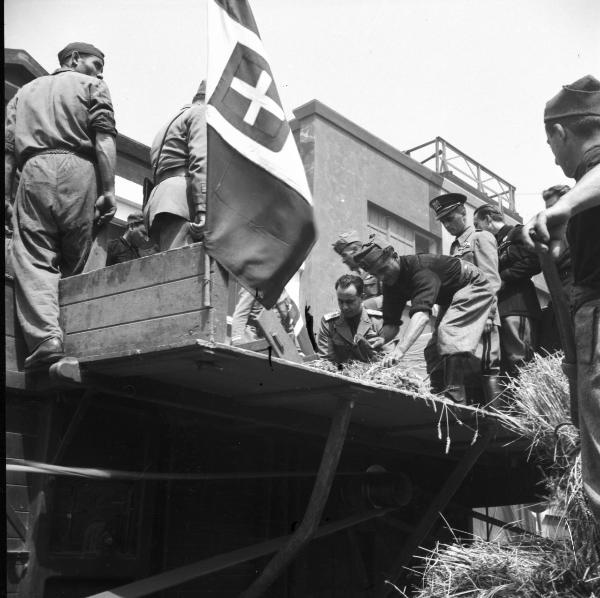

{"left": 21, "top": 149, "right": 95, "bottom": 169}
{"left": 155, "top": 166, "right": 188, "bottom": 186}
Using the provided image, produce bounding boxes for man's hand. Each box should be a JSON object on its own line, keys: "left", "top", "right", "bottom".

{"left": 367, "top": 336, "right": 385, "bottom": 350}
{"left": 189, "top": 209, "right": 206, "bottom": 242}
{"left": 381, "top": 346, "right": 405, "bottom": 368}
{"left": 522, "top": 202, "right": 571, "bottom": 258}
{"left": 94, "top": 192, "right": 116, "bottom": 227}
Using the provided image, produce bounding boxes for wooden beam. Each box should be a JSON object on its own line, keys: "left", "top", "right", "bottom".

{"left": 240, "top": 398, "right": 354, "bottom": 597}
{"left": 86, "top": 506, "right": 395, "bottom": 598}
{"left": 377, "top": 424, "right": 496, "bottom": 597}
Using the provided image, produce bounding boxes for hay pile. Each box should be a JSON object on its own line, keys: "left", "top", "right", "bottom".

{"left": 308, "top": 356, "right": 424, "bottom": 394}
{"left": 413, "top": 537, "right": 598, "bottom": 598}
{"left": 409, "top": 353, "right": 600, "bottom": 598}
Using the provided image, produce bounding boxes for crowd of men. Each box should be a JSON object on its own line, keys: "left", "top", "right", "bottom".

{"left": 3, "top": 42, "right": 599, "bottom": 518}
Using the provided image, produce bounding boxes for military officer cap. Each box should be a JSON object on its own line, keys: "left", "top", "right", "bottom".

{"left": 544, "top": 75, "right": 600, "bottom": 122}
{"left": 429, "top": 193, "right": 467, "bottom": 220}
{"left": 332, "top": 230, "right": 362, "bottom": 255}
{"left": 58, "top": 42, "right": 105, "bottom": 65}
{"left": 127, "top": 210, "right": 145, "bottom": 226}
{"left": 353, "top": 241, "right": 396, "bottom": 274}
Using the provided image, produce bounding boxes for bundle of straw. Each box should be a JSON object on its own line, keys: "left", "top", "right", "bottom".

{"left": 308, "top": 356, "right": 424, "bottom": 394}
{"left": 412, "top": 537, "right": 599, "bottom": 598}
{"left": 406, "top": 353, "right": 599, "bottom": 597}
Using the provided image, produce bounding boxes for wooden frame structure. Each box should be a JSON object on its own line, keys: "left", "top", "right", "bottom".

{"left": 5, "top": 244, "right": 539, "bottom": 597}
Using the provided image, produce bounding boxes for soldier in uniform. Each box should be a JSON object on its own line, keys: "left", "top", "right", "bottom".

{"left": 523, "top": 74, "right": 600, "bottom": 520}
{"left": 473, "top": 204, "right": 542, "bottom": 377}
{"left": 332, "top": 231, "right": 382, "bottom": 309}
{"left": 144, "top": 81, "right": 207, "bottom": 250}
{"left": 5, "top": 42, "right": 117, "bottom": 369}
{"left": 106, "top": 211, "right": 156, "bottom": 266}
{"left": 317, "top": 273, "right": 385, "bottom": 363}
{"left": 430, "top": 193, "right": 502, "bottom": 402}
{"left": 354, "top": 239, "right": 494, "bottom": 403}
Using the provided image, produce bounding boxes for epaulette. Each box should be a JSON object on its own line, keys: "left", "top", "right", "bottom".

{"left": 324, "top": 311, "right": 340, "bottom": 321}
{"left": 366, "top": 308, "right": 383, "bottom": 317}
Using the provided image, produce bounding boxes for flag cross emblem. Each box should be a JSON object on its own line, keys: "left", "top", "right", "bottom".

{"left": 210, "top": 43, "right": 289, "bottom": 152}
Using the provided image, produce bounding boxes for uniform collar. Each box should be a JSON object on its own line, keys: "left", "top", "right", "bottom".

{"left": 454, "top": 224, "right": 474, "bottom": 245}
{"left": 52, "top": 67, "right": 75, "bottom": 75}
{"left": 334, "top": 307, "right": 371, "bottom": 343}
{"left": 574, "top": 144, "right": 600, "bottom": 181}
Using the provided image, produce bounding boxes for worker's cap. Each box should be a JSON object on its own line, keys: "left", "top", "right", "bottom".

{"left": 332, "top": 230, "right": 362, "bottom": 255}
{"left": 127, "top": 210, "right": 145, "bottom": 226}
{"left": 58, "top": 42, "right": 105, "bottom": 65}
{"left": 544, "top": 75, "right": 600, "bottom": 123}
{"left": 353, "top": 242, "right": 396, "bottom": 275}
{"left": 193, "top": 79, "right": 207, "bottom": 103}
{"left": 429, "top": 193, "right": 467, "bottom": 220}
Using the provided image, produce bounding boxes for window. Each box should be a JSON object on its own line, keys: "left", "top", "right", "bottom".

{"left": 367, "top": 203, "right": 436, "bottom": 255}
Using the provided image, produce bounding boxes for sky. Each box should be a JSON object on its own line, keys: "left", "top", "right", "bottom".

{"left": 4, "top": 0, "right": 600, "bottom": 222}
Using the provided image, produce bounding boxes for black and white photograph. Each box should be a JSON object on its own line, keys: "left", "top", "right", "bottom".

{"left": 4, "top": 0, "right": 600, "bottom": 596}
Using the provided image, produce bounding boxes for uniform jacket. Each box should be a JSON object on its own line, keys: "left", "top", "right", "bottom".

{"left": 450, "top": 225, "right": 501, "bottom": 323}
{"left": 5, "top": 68, "right": 116, "bottom": 168}
{"left": 496, "top": 225, "right": 542, "bottom": 319}
{"left": 106, "top": 237, "right": 140, "bottom": 266}
{"left": 317, "top": 307, "right": 384, "bottom": 363}
{"left": 145, "top": 103, "right": 207, "bottom": 229}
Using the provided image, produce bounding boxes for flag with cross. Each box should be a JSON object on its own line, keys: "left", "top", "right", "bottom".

{"left": 205, "top": 0, "right": 317, "bottom": 310}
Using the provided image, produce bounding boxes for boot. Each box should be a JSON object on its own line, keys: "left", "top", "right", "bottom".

{"left": 443, "top": 354, "right": 467, "bottom": 404}
{"left": 482, "top": 375, "right": 505, "bottom": 407}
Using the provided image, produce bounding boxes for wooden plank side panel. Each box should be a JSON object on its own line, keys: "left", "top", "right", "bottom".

{"left": 62, "top": 276, "right": 208, "bottom": 333}
{"left": 65, "top": 309, "right": 213, "bottom": 358}
{"left": 60, "top": 243, "right": 207, "bottom": 305}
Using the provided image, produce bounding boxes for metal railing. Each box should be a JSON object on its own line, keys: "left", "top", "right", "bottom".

{"left": 405, "top": 137, "right": 516, "bottom": 213}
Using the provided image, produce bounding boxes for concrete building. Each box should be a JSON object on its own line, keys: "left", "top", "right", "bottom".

{"left": 290, "top": 100, "right": 527, "bottom": 322}
{"left": 5, "top": 47, "right": 539, "bottom": 323}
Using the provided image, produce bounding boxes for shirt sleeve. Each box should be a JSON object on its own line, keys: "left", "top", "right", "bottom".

{"left": 407, "top": 270, "right": 440, "bottom": 316}
{"left": 186, "top": 105, "right": 207, "bottom": 209}
{"left": 5, "top": 94, "right": 18, "bottom": 154}
{"left": 89, "top": 79, "right": 117, "bottom": 136}
{"left": 473, "top": 230, "right": 501, "bottom": 295}
{"left": 382, "top": 283, "right": 408, "bottom": 325}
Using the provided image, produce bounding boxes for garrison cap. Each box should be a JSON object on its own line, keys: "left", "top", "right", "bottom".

{"left": 58, "top": 42, "right": 105, "bottom": 65}
{"left": 127, "top": 210, "right": 145, "bottom": 226}
{"left": 332, "top": 230, "right": 362, "bottom": 255}
{"left": 353, "top": 241, "right": 396, "bottom": 275}
{"left": 544, "top": 75, "right": 600, "bottom": 123}
{"left": 429, "top": 193, "right": 467, "bottom": 220}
